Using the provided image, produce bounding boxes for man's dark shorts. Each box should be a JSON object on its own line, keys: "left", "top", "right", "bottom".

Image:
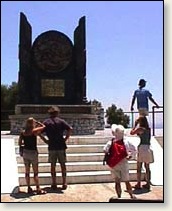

{"left": 48, "top": 150, "right": 66, "bottom": 165}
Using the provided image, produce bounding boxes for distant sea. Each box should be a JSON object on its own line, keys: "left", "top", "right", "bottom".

{"left": 152, "top": 128, "right": 163, "bottom": 137}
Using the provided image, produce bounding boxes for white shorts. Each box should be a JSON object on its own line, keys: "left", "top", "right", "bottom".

{"left": 137, "top": 145, "right": 154, "bottom": 163}
{"left": 138, "top": 108, "right": 149, "bottom": 116}
{"left": 110, "top": 158, "right": 129, "bottom": 182}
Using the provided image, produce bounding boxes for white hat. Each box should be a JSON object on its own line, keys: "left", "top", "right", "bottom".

{"left": 112, "top": 124, "right": 125, "bottom": 140}
{"left": 111, "top": 124, "right": 117, "bottom": 133}
{"left": 115, "top": 125, "right": 125, "bottom": 133}
{"left": 111, "top": 124, "right": 124, "bottom": 133}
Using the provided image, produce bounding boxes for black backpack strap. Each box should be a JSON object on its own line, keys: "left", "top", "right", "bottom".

{"left": 103, "top": 138, "right": 114, "bottom": 165}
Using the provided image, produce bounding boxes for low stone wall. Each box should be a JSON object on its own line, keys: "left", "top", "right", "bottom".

{"left": 9, "top": 113, "right": 97, "bottom": 135}
{"left": 62, "top": 114, "right": 97, "bottom": 135}
{"left": 9, "top": 104, "right": 105, "bottom": 135}
{"left": 95, "top": 108, "right": 105, "bottom": 130}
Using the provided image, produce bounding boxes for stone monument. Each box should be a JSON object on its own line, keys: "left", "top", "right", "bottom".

{"left": 9, "top": 12, "right": 104, "bottom": 135}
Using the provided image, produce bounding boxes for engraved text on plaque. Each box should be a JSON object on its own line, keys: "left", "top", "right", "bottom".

{"left": 41, "top": 79, "right": 65, "bottom": 97}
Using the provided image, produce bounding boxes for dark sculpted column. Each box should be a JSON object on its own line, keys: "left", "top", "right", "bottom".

{"left": 74, "top": 16, "right": 87, "bottom": 104}
{"left": 18, "top": 12, "right": 32, "bottom": 103}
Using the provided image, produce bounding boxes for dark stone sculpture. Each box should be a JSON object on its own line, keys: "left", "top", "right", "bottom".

{"left": 74, "top": 16, "right": 87, "bottom": 103}
{"left": 18, "top": 13, "right": 87, "bottom": 105}
{"left": 18, "top": 12, "right": 32, "bottom": 103}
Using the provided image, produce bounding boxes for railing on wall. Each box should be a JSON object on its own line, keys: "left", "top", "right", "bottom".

{"left": 105, "top": 107, "right": 163, "bottom": 137}
{"left": 152, "top": 106, "right": 163, "bottom": 136}
{"left": 130, "top": 107, "right": 163, "bottom": 136}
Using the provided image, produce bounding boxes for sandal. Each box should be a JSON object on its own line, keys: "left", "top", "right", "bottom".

{"left": 134, "top": 184, "right": 141, "bottom": 190}
{"left": 142, "top": 184, "right": 150, "bottom": 190}
{"left": 51, "top": 184, "right": 58, "bottom": 190}
{"left": 27, "top": 186, "right": 33, "bottom": 193}
{"left": 36, "top": 188, "right": 47, "bottom": 195}
{"left": 62, "top": 184, "right": 67, "bottom": 190}
{"left": 131, "top": 195, "right": 137, "bottom": 199}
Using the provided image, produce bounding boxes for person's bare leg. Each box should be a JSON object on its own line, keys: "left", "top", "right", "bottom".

{"left": 25, "top": 163, "right": 32, "bottom": 193}
{"left": 143, "top": 163, "right": 151, "bottom": 189}
{"left": 115, "top": 182, "right": 122, "bottom": 198}
{"left": 125, "top": 181, "right": 136, "bottom": 199}
{"left": 51, "top": 163, "right": 57, "bottom": 187}
{"left": 60, "top": 163, "right": 67, "bottom": 189}
{"left": 135, "top": 162, "right": 142, "bottom": 188}
{"left": 32, "top": 163, "right": 42, "bottom": 193}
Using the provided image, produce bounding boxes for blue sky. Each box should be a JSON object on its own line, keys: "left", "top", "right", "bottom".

{"left": 1, "top": 1, "right": 163, "bottom": 113}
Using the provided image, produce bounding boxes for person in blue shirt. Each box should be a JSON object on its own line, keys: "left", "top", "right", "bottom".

{"left": 130, "top": 79, "right": 159, "bottom": 116}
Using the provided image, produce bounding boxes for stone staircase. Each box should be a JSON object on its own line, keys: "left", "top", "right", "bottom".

{"left": 15, "top": 135, "right": 145, "bottom": 186}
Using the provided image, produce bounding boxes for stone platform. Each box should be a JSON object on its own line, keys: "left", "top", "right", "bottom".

{"left": 9, "top": 104, "right": 103, "bottom": 135}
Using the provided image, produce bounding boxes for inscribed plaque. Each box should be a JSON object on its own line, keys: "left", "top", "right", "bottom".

{"left": 41, "top": 79, "right": 65, "bottom": 97}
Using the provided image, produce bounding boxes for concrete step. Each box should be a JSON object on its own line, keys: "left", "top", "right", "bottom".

{"left": 18, "top": 170, "right": 145, "bottom": 186}
{"left": 14, "top": 134, "right": 143, "bottom": 185}
{"left": 16, "top": 153, "right": 106, "bottom": 163}
{"left": 16, "top": 152, "right": 137, "bottom": 163}
{"left": 15, "top": 144, "right": 105, "bottom": 154}
{"left": 14, "top": 136, "right": 112, "bottom": 145}
{"left": 17, "top": 160, "right": 137, "bottom": 173}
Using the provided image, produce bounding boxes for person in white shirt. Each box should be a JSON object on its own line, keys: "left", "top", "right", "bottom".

{"left": 104, "top": 124, "right": 136, "bottom": 199}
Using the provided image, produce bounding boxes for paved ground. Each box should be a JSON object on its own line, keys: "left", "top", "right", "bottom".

{"left": 1, "top": 182, "right": 163, "bottom": 202}
{"left": 155, "top": 136, "right": 163, "bottom": 148}
{"left": 1, "top": 130, "right": 163, "bottom": 203}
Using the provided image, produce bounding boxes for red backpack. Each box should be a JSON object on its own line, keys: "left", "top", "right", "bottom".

{"left": 106, "top": 139, "right": 128, "bottom": 168}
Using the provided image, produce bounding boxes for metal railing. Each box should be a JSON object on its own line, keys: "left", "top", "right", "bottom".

{"left": 105, "top": 107, "right": 163, "bottom": 136}
{"left": 123, "top": 107, "right": 163, "bottom": 136}
{"left": 152, "top": 106, "right": 163, "bottom": 136}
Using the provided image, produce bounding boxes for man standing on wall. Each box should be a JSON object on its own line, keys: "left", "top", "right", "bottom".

{"left": 42, "top": 106, "right": 72, "bottom": 190}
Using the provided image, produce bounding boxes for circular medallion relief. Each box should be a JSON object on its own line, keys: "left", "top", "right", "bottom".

{"left": 32, "top": 31, "right": 73, "bottom": 72}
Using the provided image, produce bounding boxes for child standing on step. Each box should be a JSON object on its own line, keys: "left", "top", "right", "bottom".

{"left": 130, "top": 116, "right": 154, "bottom": 190}
{"left": 104, "top": 124, "right": 136, "bottom": 199}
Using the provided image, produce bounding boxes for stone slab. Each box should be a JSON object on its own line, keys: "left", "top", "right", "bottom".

{"left": 1, "top": 138, "right": 19, "bottom": 193}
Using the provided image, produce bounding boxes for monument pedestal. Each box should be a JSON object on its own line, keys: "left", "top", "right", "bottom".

{"left": 11, "top": 15, "right": 105, "bottom": 135}
{"left": 9, "top": 104, "right": 97, "bottom": 135}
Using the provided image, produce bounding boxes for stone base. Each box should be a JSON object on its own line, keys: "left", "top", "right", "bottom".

{"left": 9, "top": 104, "right": 98, "bottom": 135}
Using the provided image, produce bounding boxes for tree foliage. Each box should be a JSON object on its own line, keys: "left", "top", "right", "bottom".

{"left": 91, "top": 99, "right": 102, "bottom": 107}
{"left": 1, "top": 82, "right": 18, "bottom": 129}
{"left": 90, "top": 99, "right": 102, "bottom": 112}
{"left": 105, "top": 104, "right": 130, "bottom": 128}
{"left": 1, "top": 82, "right": 18, "bottom": 110}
